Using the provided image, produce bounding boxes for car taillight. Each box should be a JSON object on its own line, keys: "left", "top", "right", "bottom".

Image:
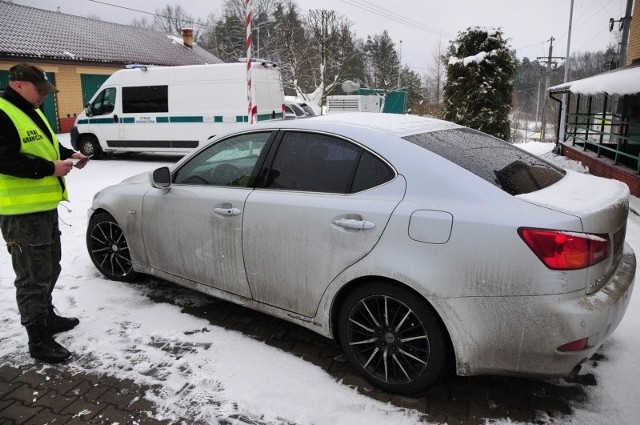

{"left": 557, "top": 338, "right": 588, "bottom": 352}
{"left": 518, "top": 228, "right": 610, "bottom": 270}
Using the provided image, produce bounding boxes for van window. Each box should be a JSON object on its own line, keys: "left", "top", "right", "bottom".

{"left": 90, "top": 87, "right": 116, "bottom": 116}
{"left": 122, "top": 85, "right": 168, "bottom": 114}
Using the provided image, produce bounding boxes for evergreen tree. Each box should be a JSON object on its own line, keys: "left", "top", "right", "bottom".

{"left": 443, "top": 27, "right": 516, "bottom": 140}
{"left": 513, "top": 57, "right": 545, "bottom": 119}
{"left": 364, "top": 30, "right": 400, "bottom": 91}
{"left": 273, "top": 2, "right": 316, "bottom": 96}
{"left": 399, "top": 65, "right": 425, "bottom": 114}
{"left": 208, "top": 9, "right": 245, "bottom": 63}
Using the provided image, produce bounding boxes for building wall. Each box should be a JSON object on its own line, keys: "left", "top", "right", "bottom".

{"left": 561, "top": 145, "right": 640, "bottom": 196}
{"left": 0, "top": 60, "right": 120, "bottom": 132}
{"left": 627, "top": 0, "right": 640, "bottom": 64}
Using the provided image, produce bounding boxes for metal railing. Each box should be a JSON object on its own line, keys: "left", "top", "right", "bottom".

{"left": 556, "top": 93, "right": 640, "bottom": 173}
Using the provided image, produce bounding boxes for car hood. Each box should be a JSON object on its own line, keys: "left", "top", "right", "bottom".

{"left": 119, "top": 170, "right": 152, "bottom": 185}
{"left": 517, "top": 169, "right": 630, "bottom": 233}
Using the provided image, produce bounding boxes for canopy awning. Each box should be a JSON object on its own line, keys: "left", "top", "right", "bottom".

{"left": 548, "top": 63, "right": 640, "bottom": 96}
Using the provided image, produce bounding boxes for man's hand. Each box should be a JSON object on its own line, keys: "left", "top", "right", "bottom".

{"left": 70, "top": 152, "right": 90, "bottom": 169}
{"left": 53, "top": 159, "right": 73, "bottom": 176}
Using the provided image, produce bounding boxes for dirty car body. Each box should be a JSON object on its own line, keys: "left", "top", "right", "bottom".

{"left": 87, "top": 113, "right": 635, "bottom": 394}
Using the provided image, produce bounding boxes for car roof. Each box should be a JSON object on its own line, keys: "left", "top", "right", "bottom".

{"left": 268, "top": 112, "right": 464, "bottom": 138}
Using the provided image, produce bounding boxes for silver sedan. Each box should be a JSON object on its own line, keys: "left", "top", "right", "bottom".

{"left": 86, "top": 113, "right": 635, "bottom": 394}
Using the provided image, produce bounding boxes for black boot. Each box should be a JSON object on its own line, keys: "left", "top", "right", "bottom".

{"left": 47, "top": 306, "right": 79, "bottom": 334}
{"left": 26, "top": 321, "right": 72, "bottom": 364}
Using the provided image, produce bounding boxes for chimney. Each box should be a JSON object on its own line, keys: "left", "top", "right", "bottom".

{"left": 181, "top": 28, "right": 193, "bottom": 49}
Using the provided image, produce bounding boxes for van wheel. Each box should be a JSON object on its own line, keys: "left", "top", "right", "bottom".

{"left": 78, "top": 135, "right": 103, "bottom": 158}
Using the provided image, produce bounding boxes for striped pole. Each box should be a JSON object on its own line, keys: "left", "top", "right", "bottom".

{"left": 245, "top": 0, "right": 256, "bottom": 123}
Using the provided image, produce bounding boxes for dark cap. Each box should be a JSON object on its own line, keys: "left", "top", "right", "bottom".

{"left": 9, "top": 63, "right": 59, "bottom": 93}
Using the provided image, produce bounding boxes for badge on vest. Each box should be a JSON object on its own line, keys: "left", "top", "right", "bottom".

{"left": 22, "top": 129, "right": 44, "bottom": 143}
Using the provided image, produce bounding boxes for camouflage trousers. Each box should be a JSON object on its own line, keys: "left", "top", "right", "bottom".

{"left": 0, "top": 209, "right": 61, "bottom": 326}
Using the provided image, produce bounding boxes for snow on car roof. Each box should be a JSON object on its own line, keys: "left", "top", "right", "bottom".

{"left": 306, "top": 112, "right": 463, "bottom": 137}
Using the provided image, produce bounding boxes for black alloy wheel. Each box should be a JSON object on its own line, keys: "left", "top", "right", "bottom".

{"left": 87, "top": 212, "right": 138, "bottom": 282}
{"left": 338, "top": 282, "right": 447, "bottom": 394}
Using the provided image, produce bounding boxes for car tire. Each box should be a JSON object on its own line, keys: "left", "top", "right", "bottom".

{"left": 78, "top": 134, "right": 103, "bottom": 159}
{"left": 338, "top": 281, "right": 447, "bottom": 394}
{"left": 86, "top": 212, "right": 139, "bottom": 282}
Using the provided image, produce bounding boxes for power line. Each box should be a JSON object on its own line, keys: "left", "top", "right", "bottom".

{"left": 87, "top": 0, "right": 155, "bottom": 17}
{"left": 520, "top": 0, "right": 616, "bottom": 59}
{"left": 86, "top": 0, "right": 207, "bottom": 28}
{"left": 338, "top": 0, "right": 453, "bottom": 37}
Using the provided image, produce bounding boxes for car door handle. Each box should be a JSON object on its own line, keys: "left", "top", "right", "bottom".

{"left": 213, "top": 207, "right": 241, "bottom": 216}
{"left": 113, "top": 114, "right": 118, "bottom": 123}
{"left": 332, "top": 218, "right": 376, "bottom": 230}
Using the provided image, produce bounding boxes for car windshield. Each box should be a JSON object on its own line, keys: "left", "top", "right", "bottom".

{"left": 404, "top": 128, "right": 565, "bottom": 195}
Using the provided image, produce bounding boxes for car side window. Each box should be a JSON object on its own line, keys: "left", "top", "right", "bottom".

{"left": 173, "top": 132, "right": 271, "bottom": 187}
{"left": 266, "top": 132, "right": 393, "bottom": 193}
{"left": 351, "top": 150, "right": 395, "bottom": 192}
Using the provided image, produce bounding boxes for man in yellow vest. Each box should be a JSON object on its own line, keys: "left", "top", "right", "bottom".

{"left": 0, "top": 63, "right": 89, "bottom": 363}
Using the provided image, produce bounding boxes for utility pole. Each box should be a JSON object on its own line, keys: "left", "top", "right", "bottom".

{"left": 397, "top": 40, "right": 403, "bottom": 88}
{"left": 537, "top": 37, "right": 564, "bottom": 141}
{"left": 558, "top": 0, "right": 575, "bottom": 145}
{"left": 618, "top": 0, "right": 634, "bottom": 67}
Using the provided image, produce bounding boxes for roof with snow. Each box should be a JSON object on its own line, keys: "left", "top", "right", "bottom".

{"left": 548, "top": 62, "right": 640, "bottom": 96}
{"left": 0, "top": 1, "right": 223, "bottom": 66}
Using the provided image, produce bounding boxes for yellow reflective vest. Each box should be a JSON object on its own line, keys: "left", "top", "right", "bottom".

{"left": 0, "top": 98, "right": 68, "bottom": 215}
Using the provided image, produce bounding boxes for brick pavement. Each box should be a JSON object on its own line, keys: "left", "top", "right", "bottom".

{"left": 1, "top": 280, "right": 598, "bottom": 424}
{"left": 0, "top": 362, "right": 168, "bottom": 424}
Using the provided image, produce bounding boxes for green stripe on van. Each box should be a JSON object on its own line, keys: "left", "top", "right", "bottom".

{"left": 89, "top": 118, "right": 115, "bottom": 124}
{"left": 79, "top": 114, "right": 283, "bottom": 124}
{"left": 170, "top": 116, "right": 203, "bottom": 123}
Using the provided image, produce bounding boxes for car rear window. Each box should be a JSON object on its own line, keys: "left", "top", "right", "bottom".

{"left": 404, "top": 128, "right": 565, "bottom": 195}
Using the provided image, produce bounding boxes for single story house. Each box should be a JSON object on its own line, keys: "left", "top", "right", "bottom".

{"left": 550, "top": 0, "right": 640, "bottom": 195}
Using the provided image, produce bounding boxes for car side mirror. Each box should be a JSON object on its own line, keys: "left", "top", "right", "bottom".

{"left": 84, "top": 102, "right": 93, "bottom": 117}
{"left": 151, "top": 166, "right": 171, "bottom": 188}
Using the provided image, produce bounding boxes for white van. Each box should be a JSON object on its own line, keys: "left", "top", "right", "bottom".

{"left": 70, "top": 63, "right": 285, "bottom": 157}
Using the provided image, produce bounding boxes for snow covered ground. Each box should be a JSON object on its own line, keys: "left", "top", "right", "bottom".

{"left": 1, "top": 136, "right": 638, "bottom": 424}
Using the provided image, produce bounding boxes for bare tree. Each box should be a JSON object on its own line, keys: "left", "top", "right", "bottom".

{"left": 153, "top": 4, "right": 202, "bottom": 39}
{"left": 130, "top": 16, "right": 153, "bottom": 29}
{"left": 423, "top": 38, "right": 445, "bottom": 117}
{"left": 305, "top": 10, "right": 358, "bottom": 105}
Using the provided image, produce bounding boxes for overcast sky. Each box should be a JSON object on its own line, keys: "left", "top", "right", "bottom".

{"left": 15, "top": 0, "right": 629, "bottom": 72}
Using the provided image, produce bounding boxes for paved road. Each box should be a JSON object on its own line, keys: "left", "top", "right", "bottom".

{"left": 1, "top": 278, "right": 599, "bottom": 424}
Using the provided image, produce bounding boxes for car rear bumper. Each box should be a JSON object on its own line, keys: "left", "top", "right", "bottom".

{"left": 432, "top": 242, "right": 636, "bottom": 378}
